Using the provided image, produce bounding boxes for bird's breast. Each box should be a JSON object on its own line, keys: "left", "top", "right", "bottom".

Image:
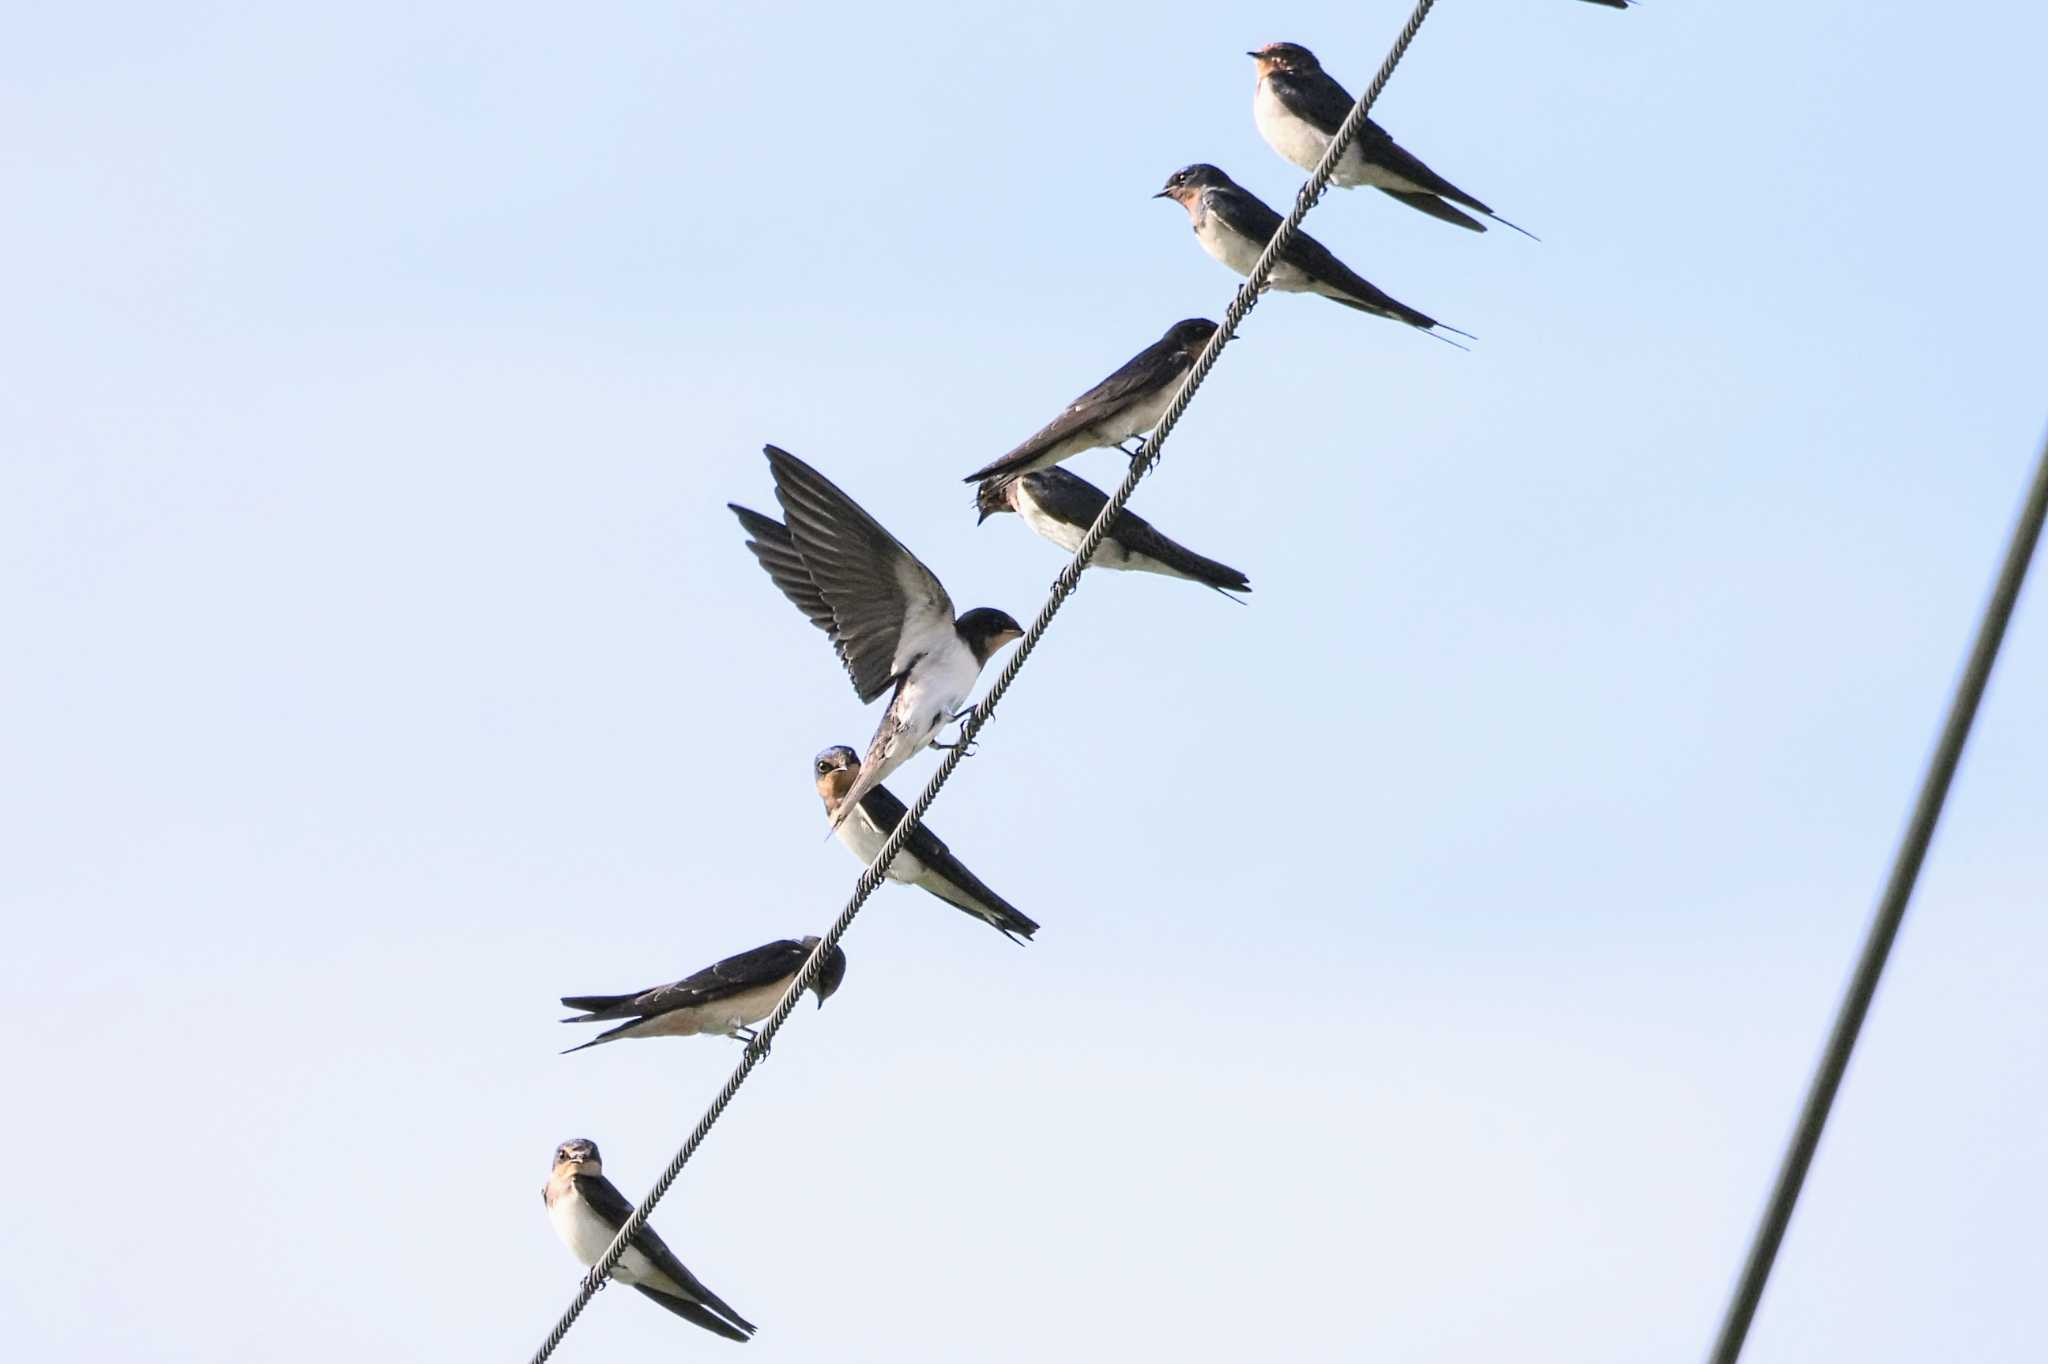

{"left": 550, "top": 1191, "right": 623, "bottom": 1267}
{"left": 1196, "top": 211, "right": 1268, "bottom": 277}
{"left": 1254, "top": 81, "right": 1330, "bottom": 172}
{"left": 838, "top": 806, "right": 925, "bottom": 884}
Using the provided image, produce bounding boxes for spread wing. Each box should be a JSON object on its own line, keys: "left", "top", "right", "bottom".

{"left": 730, "top": 503, "right": 837, "bottom": 636}
{"left": 764, "top": 445, "right": 954, "bottom": 703}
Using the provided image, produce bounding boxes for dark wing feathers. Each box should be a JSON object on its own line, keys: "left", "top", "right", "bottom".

{"left": 857, "top": 786, "right": 1040, "bottom": 941}
{"left": 1024, "top": 470, "right": 1249, "bottom": 594}
{"left": 764, "top": 445, "right": 951, "bottom": 704}
{"left": 1274, "top": 68, "right": 1495, "bottom": 216}
{"left": 964, "top": 337, "right": 1185, "bottom": 482}
{"left": 1354, "top": 124, "right": 1495, "bottom": 215}
{"left": 1382, "top": 190, "right": 1488, "bottom": 233}
{"left": 1208, "top": 179, "right": 1444, "bottom": 331}
{"left": 632, "top": 1286, "right": 753, "bottom": 1343}
{"left": 571, "top": 1175, "right": 756, "bottom": 1340}
{"left": 1209, "top": 183, "right": 1286, "bottom": 246}
{"left": 1272, "top": 68, "right": 1358, "bottom": 137}
{"left": 730, "top": 503, "right": 837, "bottom": 637}
{"left": 562, "top": 939, "right": 807, "bottom": 1021}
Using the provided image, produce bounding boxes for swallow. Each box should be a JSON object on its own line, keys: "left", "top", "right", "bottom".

{"left": 811, "top": 745, "right": 1039, "bottom": 943}
{"left": 559, "top": 937, "right": 846, "bottom": 1050}
{"left": 544, "top": 1138, "right": 757, "bottom": 1343}
{"left": 731, "top": 445, "right": 1024, "bottom": 831}
{"left": 1154, "top": 164, "right": 1471, "bottom": 344}
{"left": 1248, "top": 43, "right": 1534, "bottom": 239}
{"left": 976, "top": 469, "right": 1250, "bottom": 599}
{"left": 961, "top": 319, "right": 1218, "bottom": 483}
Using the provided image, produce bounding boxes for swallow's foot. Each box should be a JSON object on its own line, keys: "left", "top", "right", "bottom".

{"left": 732, "top": 1026, "right": 759, "bottom": 1045}
{"left": 743, "top": 1031, "right": 773, "bottom": 1063}
{"left": 930, "top": 731, "right": 978, "bottom": 757}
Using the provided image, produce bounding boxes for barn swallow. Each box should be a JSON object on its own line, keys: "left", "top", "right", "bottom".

{"left": 732, "top": 445, "right": 1023, "bottom": 830}
{"left": 1154, "top": 164, "right": 1471, "bottom": 344}
{"left": 1249, "top": 43, "right": 1534, "bottom": 238}
{"left": 961, "top": 319, "right": 1218, "bottom": 483}
{"left": 559, "top": 937, "right": 846, "bottom": 1050}
{"left": 976, "top": 469, "right": 1250, "bottom": 599}
{"left": 543, "top": 1138, "right": 757, "bottom": 1343}
{"left": 812, "top": 745, "right": 1039, "bottom": 943}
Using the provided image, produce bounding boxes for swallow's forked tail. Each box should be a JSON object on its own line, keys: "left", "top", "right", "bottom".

{"left": 632, "top": 1285, "right": 756, "bottom": 1342}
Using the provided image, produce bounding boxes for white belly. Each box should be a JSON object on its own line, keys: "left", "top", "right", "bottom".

{"left": 890, "top": 650, "right": 976, "bottom": 751}
{"left": 1194, "top": 214, "right": 1267, "bottom": 278}
{"left": 1254, "top": 80, "right": 1371, "bottom": 186}
{"left": 550, "top": 1193, "right": 662, "bottom": 1287}
{"left": 1016, "top": 485, "right": 1135, "bottom": 570}
{"left": 837, "top": 804, "right": 926, "bottom": 885}
{"left": 623, "top": 979, "right": 787, "bottom": 1039}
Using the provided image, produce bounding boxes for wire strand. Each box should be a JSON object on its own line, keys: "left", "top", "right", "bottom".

{"left": 520, "top": 3, "right": 1441, "bottom": 1360}
{"left": 1706, "top": 428, "right": 2048, "bottom": 1363}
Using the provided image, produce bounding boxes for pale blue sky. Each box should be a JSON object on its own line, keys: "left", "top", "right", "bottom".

{"left": 5, "top": 2, "right": 2046, "bottom": 1360}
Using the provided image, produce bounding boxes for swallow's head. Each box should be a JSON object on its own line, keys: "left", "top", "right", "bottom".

{"left": 974, "top": 476, "right": 1019, "bottom": 525}
{"left": 812, "top": 745, "right": 860, "bottom": 808}
{"left": 1165, "top": 317, "right": 1220, "bottom": 357}
{"left": 1249, "top": 42, "right": 1319, "bottom": 77}
{"left": 553, "top": 1138, "right": 602, "bottom": 1174}
{"left": 799, "top": 935, "right": 849, "bottom": 1008}
{"left": 1155, "top": 164, "right": 1228, "bottom": 206}
{"left": 957, "top": 607, "right": 1025, "bottom": 664}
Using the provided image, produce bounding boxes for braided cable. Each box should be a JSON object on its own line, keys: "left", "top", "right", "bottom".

{"left": 1707, "top": 428, "right": 2048, "bottom": 1362}
{"left": 524, "top": 4, "right": 1440, "bottom": 1358}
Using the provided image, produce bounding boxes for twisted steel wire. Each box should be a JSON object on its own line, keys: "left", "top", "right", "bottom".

{"left": 1707, "top": 428, "right": 2048, "bottom": 1363}
{"left": 524, "top": 3, "right": 1440, "bottom": 1358}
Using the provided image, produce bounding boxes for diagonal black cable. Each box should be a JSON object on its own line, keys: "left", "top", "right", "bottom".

{"left": 1708, "top": 427, "right": 2048, "bottom": 1364}
{"left": 519, "top": 4, "right": 1445, "bottom": 1361}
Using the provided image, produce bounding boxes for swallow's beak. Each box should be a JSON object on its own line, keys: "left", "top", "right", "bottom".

{"left": 1246, "top": 50, "right": 1259, "bottom": 57}
{"left": 1153, "top": 187, "right": 1174, "bottom": 199}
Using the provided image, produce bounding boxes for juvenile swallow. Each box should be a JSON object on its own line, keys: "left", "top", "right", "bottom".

{"left": 962, "top": 319, "right": 1218, "bottom": 483}
{"left": 976, "top": 469, "right": 1251, "bottom": 599}
{"left": 1249, "top": 43, "right": 1534, "bottom": 238}
{"left": 559, "top": 937, "right": 846, "bottom": 1050}
{"left": 732, "top": 445, "right": 1024, "bottom": 831}
{"left": 543, "top": 1138, "right": 757, "bottom": 1343}
{"left": 1154, "top": 164, "right": 1471, "bottom": 344}
{"left": 812, "top": 745, "right": 1039, "bottom": 943}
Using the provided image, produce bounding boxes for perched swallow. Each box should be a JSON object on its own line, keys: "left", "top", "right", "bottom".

{"left": 1249, "top": 43, "right": 1534, "bottom": 238}
{"left": 1155, "top": 164, "right": 1470, "bottom": 344}
{"left": 961, "top": 319, "right": 1218, "bottom": 483}
{"left": 976, "top": 469, "right": 1250, "bottom": 599}
{"left": 559, "top": 937, "right": 846, "bottom": 1050}
{"left": 544, "top": 1138, "right": 757, "bottom": 1343}
{"left": 732, "top": 445, "right": 1024, "bottom": 830}
{"left": 811, "top": 745, "right": 1039, "bottom": 943}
